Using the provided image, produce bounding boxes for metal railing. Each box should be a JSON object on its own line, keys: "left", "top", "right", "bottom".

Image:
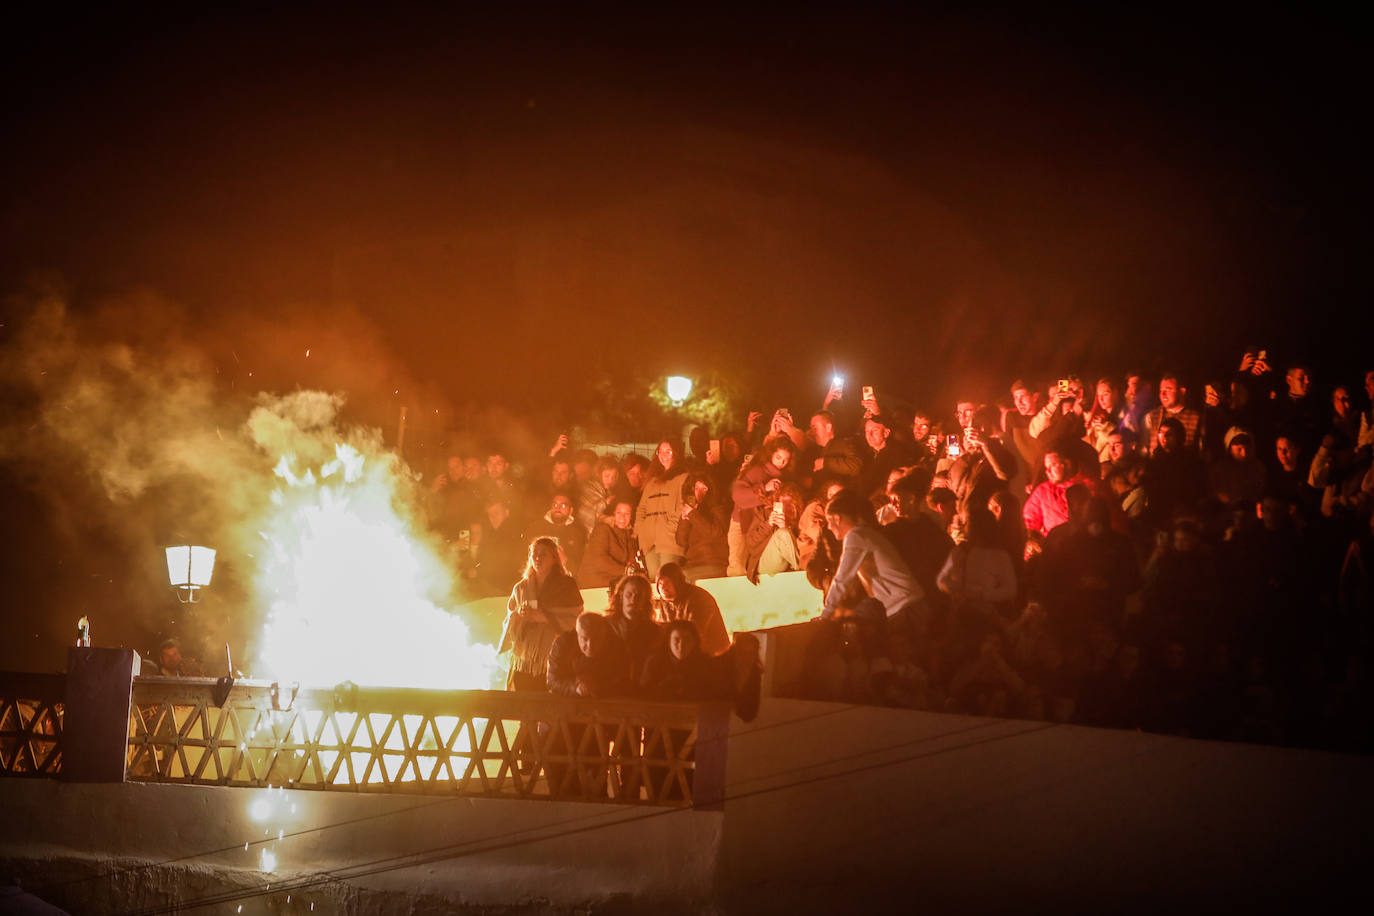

{"left": 0, "top": 672, "right": 65, "bottom": 777}
{"left": 127, "top": 677, "right": 722, "bottom": 807}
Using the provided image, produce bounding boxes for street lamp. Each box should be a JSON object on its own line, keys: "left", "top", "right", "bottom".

{"left": 165, "top": 545, "right": 216, "bottom": 603}
{"left": 665, "top": 375, "right": 693, "bottom": 406}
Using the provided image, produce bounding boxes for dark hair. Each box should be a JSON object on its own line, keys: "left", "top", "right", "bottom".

{"left": 608, "top": 574, "right": 654, "bottom": 619}
{"left": 572, "top": 448, "right": 598, "bottom": 467}
{"left": 647, "top": 439, "right": 685, "bottom": 481}
{"left": 657, "top": 562, "right": 687, "bottom": 587}
{"left": 963, "top": 506, "right": 999, "bottom": 548}
{"left": 595, "top": 455, "right": 619, "bottom": 474}
{"left": 892, "top": 467, "right": 934, "bottom": 500}
{"left": 825, "top": 488, "right": 872, "bottom": 523}
{"left": 622, "top": 453, "right": 650, "bottom": 472}
{"left": 664, "top": 618, "right": 700, "bottom": 650}
{"left": 743, "top": 434, "right": 796, "bottom": 474}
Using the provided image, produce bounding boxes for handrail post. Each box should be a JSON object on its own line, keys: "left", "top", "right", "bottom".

{"left": 62, "top": 648, "right": 139, "bottom": 782}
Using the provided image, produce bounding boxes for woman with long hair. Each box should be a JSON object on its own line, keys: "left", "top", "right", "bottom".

{"left": 499, "top": 536, "right": 584, "bottom": 691}
{"left": 634, "top": 439, "right": 690, "bottom": 578}
{"left": 728, "top": 434, "right": 796, "bottom": 575}
{"left": 606, "top": 573, "right": 665, "bottom": 683}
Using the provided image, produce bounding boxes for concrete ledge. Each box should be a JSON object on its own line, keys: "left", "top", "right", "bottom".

{"left": 0, "top": 781, "right": 723, "bottom": 913}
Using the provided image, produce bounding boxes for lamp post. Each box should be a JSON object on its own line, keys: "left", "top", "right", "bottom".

{"left": 165, "top": 545, "right": 216, "bottom": 603}
{"left": 665, "top": 375, "right": 693, "bottom": 407}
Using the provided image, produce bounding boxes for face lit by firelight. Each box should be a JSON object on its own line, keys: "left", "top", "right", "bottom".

{"left": 1157, "top": 378, "right": 1181, "bottom": 410}
{"left": 613, "top": 502, "right": 634, "bottom": 529}
{"left": 1044, "top": 452, "right": 1068, "bottom": 484}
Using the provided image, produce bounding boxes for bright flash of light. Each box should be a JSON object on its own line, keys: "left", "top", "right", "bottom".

{"left": 254, "top": 440, "right": 499, "bottom": 689}
{"left": 665, "top": 375, "right": 693, "bottom": 403}
{"left": 249, "top": 796, "right": 272, "bottom": 822}
{"left": 260, "top": 847, "right": 277, "bottom": 873}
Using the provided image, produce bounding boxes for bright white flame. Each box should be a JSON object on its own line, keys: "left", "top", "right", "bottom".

{"left": 665, "top": 375, "right": 693, "bottom": 403}
{"left": 260, "top": 848, "right": 277, "bottom": 873}
{"left": 254, "top": 440, "right": 499, "bottom": 689}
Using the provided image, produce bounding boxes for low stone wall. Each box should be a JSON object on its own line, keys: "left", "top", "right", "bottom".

{"left": 1, "top": 780, "right": 724, "bottom": 913}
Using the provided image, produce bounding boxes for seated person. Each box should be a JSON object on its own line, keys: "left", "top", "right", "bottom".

{"left": 640, "top": 620, "right": 733, "bottom": 701}
{"left": 742, "top": 481, "right": 807, "bottom": 579}
{"left": 654, "top": 562, "right": 731, "bottom": 656}
{"left": 546, "top": 611, "right": 632, "bottom": 698}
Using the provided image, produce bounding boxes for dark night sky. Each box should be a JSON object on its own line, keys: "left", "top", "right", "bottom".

{"left": 0, "top": 7, "right": 1370, "bottom": 669}
{"left": 4, "top": 8, "right": 1369, "bottom": 399}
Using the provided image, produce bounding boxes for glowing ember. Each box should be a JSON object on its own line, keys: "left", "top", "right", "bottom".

{"left": 249, "top": 395, "right": 498, "bottom": 690}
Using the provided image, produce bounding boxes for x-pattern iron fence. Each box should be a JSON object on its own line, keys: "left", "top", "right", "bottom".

{"left": 126, "top": 677, "right": 714, "bottom": 807}
{"left": 0, "top": 673, "right": 65, "bottom": 777}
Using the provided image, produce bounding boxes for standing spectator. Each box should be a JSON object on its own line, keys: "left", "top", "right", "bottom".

{"left": 1030, "top": 375, "right": 1091, "bottom": 462}
{"left": 429, "top": 454, "right": 484, "bottom": 541}
{"left": 1022, "top": 451, "right": 1095, "bottom": 538}
{"left": 1209, "top": 427, "right": 1267, "bottom": 507}
{"left": 860, "top": 415, "right": 914, "bottom": 501}
{"left": 614, "top": 454, "right": 649, "bottom": 519}
{"left": 1268, "top": 435, "right": 1321, "bottom": 520}
{"left": 500, "top": 537, "right": 585, "bottom": 691}
{"left": 1330, "top": 385, "right": 1360, "bottom": 445}
{"left": 936, "top": 507, "right": 1018, "bottom": 621}
{"left": 1142, "top": 373, "right": 1203, "bottom": 453}
{"left": 1120, "top": 372, "right": 1154, "bottom": 438}
{"left": 526, "top": 493, "right": 588, "bottom": 576}
{"left": 578, "top": 500, "right": 638, "bottom": 590}
{"left": 1085, "top": 378, "right": 1124, "bottom": 462}
{"left": 577, "top": 456, "right": 620, "bottom": 533}
{"left": 531, "top": 453, "right": 578, "bottom": 517}
{"left": 635, "top": 439, "right": 690, "bottom": 578}
{"left": 947, "top": 406, "right": 1017, "bottom": 515}
{"left": 482, "top": 449, "right": 523, "bottom": 519}
{"left": 1142, "top": 418, "right": 1207, "bottom": 526}
{"left": 806, "top": 410, "right": 863, "bottom": 488}
{"left": 1274, "top": 363, "right": 1322, "bottom": 454}
{"left": 675, "top": 472, "right": 730, "bottom": 581}
{"left": 798, "top": 479, "right": 845, "bottom": 573}
{"left": 1003, "top": 380, "right": 1043, "bottom": 476}
{"left": 1359, "top": 369, "right": 1374, "bottom": 450}
{"left": 884, "top": 472, "right": 955, "bottom": 606}
{"left": 470, "top": 497, "right": 527, "bottom": 598}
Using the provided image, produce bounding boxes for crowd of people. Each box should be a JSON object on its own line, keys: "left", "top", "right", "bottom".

{"left": 429, "top": 352, "right": 1374, "bottom": 752}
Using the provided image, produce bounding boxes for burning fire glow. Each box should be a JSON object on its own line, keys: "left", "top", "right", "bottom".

{"left": 249, "top": 398, "right": 498, "bottom": 690}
